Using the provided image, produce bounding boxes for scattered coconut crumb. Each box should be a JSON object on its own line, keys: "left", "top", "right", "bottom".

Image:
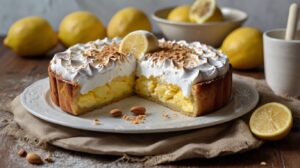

{"left": 162, "top": 112, "right": 171, "bottom": 120}
{"left": 45, "top": 153, "right": 54, "bottom": 163}
{"left": 93, "top": 118, "right": 101, "bottom": 125}
{"left": 122, "top": 114, "right": 146, "bottom": 125}
{"left": 122, "top": 114, "right": 135, "bottom": 121}
{"left": 260, "top": 161, "right": 267, "bottom": 166}
{"left": 132, "top": 115, "right": 146, "bottom": 124}
{"left": 17, "top": 148, "right": 27, "bottom": 157}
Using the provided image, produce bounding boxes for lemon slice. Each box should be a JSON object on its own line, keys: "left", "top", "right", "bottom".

{"left": 189, "top": 0, "right": 224, "bottom": 23}
{"left": 119, "top": 30, "right": 159, "bottom": 59}
{"left": 250, "top": 102, "right": 293, "bottom": 141}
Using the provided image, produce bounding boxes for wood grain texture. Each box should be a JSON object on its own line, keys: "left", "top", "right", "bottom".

{"left": 0, "top": 37, "right": 299, "bottom": 168}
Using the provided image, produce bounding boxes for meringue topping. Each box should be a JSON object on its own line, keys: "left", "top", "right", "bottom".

{"left": 50, "top": 38, "right": 229, "bottom": 96}
{"left": 144, "top": 41, "right": 198, "bottom": 68}
{"left": 50, "top": 38, "right": 136, "bottom": 94}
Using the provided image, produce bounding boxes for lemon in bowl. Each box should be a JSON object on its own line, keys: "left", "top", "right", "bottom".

{"left": 58, "top": 11, "right": 106, "bottom": 47}
{"left": 4, "top": 16, "right": 58, "bottom": 57}
{"left": 167, "top": 5, "right": 191, "bottom": 23}
{"left": 189, "top": 0, "right": 224, "bottom": 23}
{"left": 107, "top": 7, "right": 152, "bottom": 38}
{"left": 152, "top": 6, "right": 247, "bottom": 47}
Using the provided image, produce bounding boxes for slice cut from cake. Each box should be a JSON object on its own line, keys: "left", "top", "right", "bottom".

{"left": 49, "top": 31, "right": 232, "bottom": 116}
{"left": 49, "top": 39, "right": 136, "bottom": 115}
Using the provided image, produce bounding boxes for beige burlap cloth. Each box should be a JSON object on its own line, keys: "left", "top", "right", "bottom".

{"left": 6, "top": 75, "right": 300, "bottom": 165}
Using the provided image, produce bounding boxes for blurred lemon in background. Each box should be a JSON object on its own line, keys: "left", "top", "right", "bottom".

{"left": 58, "top": 11, "right": 106, "bottom": 47}
{"left": 4, "top": 16, "right": 57, "bottom": 57}
{"left": 221, "top": 27, "right": 263, "bottom": 69}
{"left": 167, "top": 5, "right": 191, "bottom": 23}
{"left": 189, "top": 0, "right": 224, "bottom": 23}
{"left": 107, "top": 7, "right": 152, "bottom": 38}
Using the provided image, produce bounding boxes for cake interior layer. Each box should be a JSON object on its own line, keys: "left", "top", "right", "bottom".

{"left": 134, "top": 76, "right": 194, "bottom": 114}
{"left": 73, "top": 74, "right": 194, "bottom": 115}
{"left": 73, "top": 75, "right": 135, "bottom": 114}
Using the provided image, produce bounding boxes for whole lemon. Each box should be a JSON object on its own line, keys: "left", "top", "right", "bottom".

{"left": 107, "top": 7, "right": 152, "bottom": 38}
{"left": 221, "top": 27, "right": 263, "bottom": 69}
{"left": 167, "top": 5, "right": 191, "bottom": 23}
{"left": 4, "top": 16, "right": 57, "bottom": 57}
{"left": 59, "top": 11, "right": 106, "bottom": 47}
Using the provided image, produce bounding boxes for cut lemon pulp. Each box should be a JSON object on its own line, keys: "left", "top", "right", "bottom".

{"left": 249, "top": 102, "right": 293, "bottom": 141}
{"left": 189, "top": 0, "right": 224, "bottom": 23}
{"left": 119, "top": 30, "right": 159, "bottom": 59}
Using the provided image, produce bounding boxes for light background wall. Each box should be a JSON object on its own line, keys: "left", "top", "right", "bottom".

{"left": 0, "top": 0, "right": 299, "bottom": 35}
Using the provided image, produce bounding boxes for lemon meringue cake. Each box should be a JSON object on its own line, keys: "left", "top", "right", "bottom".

{"left": 49, "top": 34, "right": 232, "bottom": 116}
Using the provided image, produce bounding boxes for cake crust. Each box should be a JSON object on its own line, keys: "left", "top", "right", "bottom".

{"left": 49, "top": 67, "right": 80, "bottom": 114}
{"left": 192, "top": 67, "right": 232, "bottom": 116}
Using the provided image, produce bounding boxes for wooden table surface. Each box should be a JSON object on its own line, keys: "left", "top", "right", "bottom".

{"left": 0, "top": 36, "right": 299, "bottom": 168}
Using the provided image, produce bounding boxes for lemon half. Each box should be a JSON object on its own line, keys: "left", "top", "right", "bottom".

{"left": 189, "top": 0, "right": 224, "bottom": 23}
{"left": 119, "top": 30, "right": 159, "bottom": 59}
{"left": 250, "top": 102, "right": 293, "bottom": 141}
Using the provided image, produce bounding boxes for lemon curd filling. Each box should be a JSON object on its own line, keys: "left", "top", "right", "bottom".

{"left": 72, "top": 74, "right": 194, "bottom": 115}
{"left": 73, "top": 75, "right": 135, "bottom": 113}
{"left": 73, "top": 74, "right": 194, "bottom": 115}
{"left": 135, "top": 76, "right": 194, "bottom": 114}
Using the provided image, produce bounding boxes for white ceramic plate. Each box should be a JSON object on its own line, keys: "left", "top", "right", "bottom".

{"left": 20, "top": 77, "right": 258, "bottom": 134}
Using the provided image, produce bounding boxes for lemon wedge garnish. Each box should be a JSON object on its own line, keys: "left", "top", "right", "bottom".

{"left": 189, "top": 0, "right": 224, "bottom": 23}
{"left": 119, "top": 30, "right": 159, "bottom": 59}
{"left": 250, "top": 102, "right": 293, "bottom": 141}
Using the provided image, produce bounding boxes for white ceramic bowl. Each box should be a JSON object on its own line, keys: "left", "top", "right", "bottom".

{"left": 152, "top": 7, "right": 248, "bottom": 47}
